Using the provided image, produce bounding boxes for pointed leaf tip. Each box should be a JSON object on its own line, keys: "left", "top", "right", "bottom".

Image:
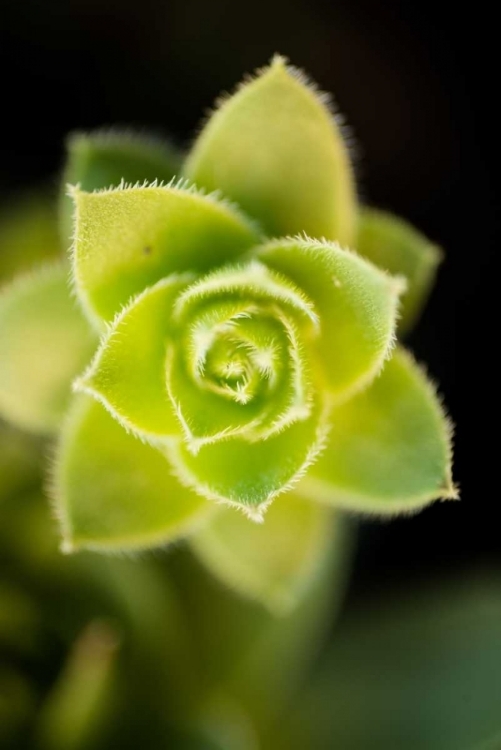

{"left": 184, "top": 58, "right": 357, "bottom": 244}
{"left": 296, "top": 347, "right": 456, "bottom": 514}
{"left": 75, "top": 275, "right": 191, "bottom": 443}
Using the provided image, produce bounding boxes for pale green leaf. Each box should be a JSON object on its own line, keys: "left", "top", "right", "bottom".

{"left": 60, "top": 129, "right": 182, "bottom": 243}
{"left": 358, "top": 208, "right": 443, "bottom": 335}
{"left": 71, "top": 184, "right": 261, "bottom": 327}
{"left": 282, "top": 571, "right": 501, "bottom": 750}
{"left": 191, "top": 493, "right": 338, "bottom": 613}
{"left": 255, "top": 237, "right": 403, "bottom": 400}
{"left": 166, "top": 395, "right": 330, "bottom": 517}
{"left": 53, "top": 396, "right": 212, "bottom": 552}
{"left": 297, "top": 347, "right": 456, "bottom": 513}
{"left": 0, "top": 192, "right": 61, "bottom": 284}
{"left": 184, "top": 55, "right": 357, "bottom": 245}
{"left": 0, "top": 264, "right": 98, "bottom": 434}
{"left": 76, "top": 275, "right": 190, "bottom": 442}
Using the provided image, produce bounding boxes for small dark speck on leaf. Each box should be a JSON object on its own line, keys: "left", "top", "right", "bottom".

{"left": 143, "top": 246, "right": 152, "bottom": 255}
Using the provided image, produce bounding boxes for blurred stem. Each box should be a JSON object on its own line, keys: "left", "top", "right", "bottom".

{"left": 168, "top": 517, "right": 355, "bottom": 744}
{"left": 36, "top": 620, "right": 119, "bottom": 750}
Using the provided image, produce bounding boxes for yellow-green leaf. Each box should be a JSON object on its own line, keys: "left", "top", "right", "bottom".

{"left": 358, "top": 208, "right": 443, "bottom": 335}
{"left": 60, "top": 129, "right": 182, "bottom": 243}
{"left": 0, "top": 264, "right": 98, "bottom": 434}
{"left": 167, "top": 394, "right": 329, "bottom": 517}
{"left": 297, "top": 348, "right": 456, "bottom": 513}
{"left": 191, "top": 494, "right": 338, "bottom": 613}
{"left": 71, "top": 184, "right": 261, "bottom": 327}
{"left": 76, "top": 275, "right": 190, "bottom": 442}
{"left": 255, "top": 238, "right": 403, "bottom": 400}
{"left": 53, "top": 396, "right": 212, "bottom": 552}
{"left": 184, "top": 55, "right": 357, "bottom": 245}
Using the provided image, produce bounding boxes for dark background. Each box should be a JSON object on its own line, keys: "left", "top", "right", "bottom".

{"left": 0, "top": 0, "right": 496, "bottom": 604}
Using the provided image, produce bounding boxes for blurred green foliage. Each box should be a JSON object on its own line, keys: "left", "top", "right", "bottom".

{"left": 273, "top": 572, "right": 501, "bottom": 750}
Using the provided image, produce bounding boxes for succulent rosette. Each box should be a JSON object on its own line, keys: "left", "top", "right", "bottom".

{"left": 0, "top": 57, "right": 455, "bottom": 611}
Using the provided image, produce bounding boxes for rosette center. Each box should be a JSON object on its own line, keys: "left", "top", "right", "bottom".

{"left": 187, "top": 304, "right": 283, "bottom": 407}
{"left": 166, "top": 263, "right": 319, "bottom": 452}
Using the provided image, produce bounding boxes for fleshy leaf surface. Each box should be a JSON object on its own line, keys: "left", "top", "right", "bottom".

{"left": 60, "top": 130, "right": 182, "bottom": 243}
{"left": 166, "top": 395, "right": 330, "bottom": 517}
{"left": 255, "top": 238, "right": 403, "bottom": 400}
{"left": 71, "top": 184, "right": 261, "bottom": 326}
{"left": 358, "top": 208, "right": 443, "bottom": 335}
{"left": 76, "top": 275, "right": 190, "bottom": 442}
{"left": 191, "top": 493, "right": 337, "bottom": 613}
{"left": 297, "top": 347, "right": 456, "bottom": 513}
{"left": 184, "top": 55, "right": 357, "bottom": 245}
{"left": 54, "top": 396, "right": 212, "bottom": 552}
{"left": 0, "top": 264, "right": 98, "bottom": 433}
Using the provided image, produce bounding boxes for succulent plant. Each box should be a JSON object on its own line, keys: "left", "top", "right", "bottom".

{"left": 0, "top": 56, "right": 455, "bottom": 614}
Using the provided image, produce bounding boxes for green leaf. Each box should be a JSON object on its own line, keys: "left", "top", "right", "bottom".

{"left": 191, "top": 493, "right": 338, "bottom": 613}
{"left": 0, "top": 264, "right": 98, "bottom": 434}
{"left": 60, "top": 130, "right": 182, "bottom": 243}
{"left": 53, "top": 395, "right": 212, "bottom": 552}
{"left": 296, "top": 347, "right": 456, "bottom": 513}
{"left": 255, "top": 238, "right": 404, "bottom": 400}
{"left": 358, "top": 208, "right": 443, "bottom": 335}
{"left": 0, "top": 192, "right": 61, "bottom": 284}
{"left": 283, "top": 571, "right": 501, "bottom": 750}
{"left": 184, "top": 55, "right": 357, "bottom": 245}
{"left": 166, "top": 394, "right": 330, "bottom": 517}
{"left": 76, "top": 275, "right": 190, "bottom": 442}
{"left": 71, "top": 183, "right": 261, "bottom": 327}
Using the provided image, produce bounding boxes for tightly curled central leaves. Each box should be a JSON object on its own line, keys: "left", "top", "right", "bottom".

{"left": 168, "top": 262, "right": 317, "bottom": 448}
